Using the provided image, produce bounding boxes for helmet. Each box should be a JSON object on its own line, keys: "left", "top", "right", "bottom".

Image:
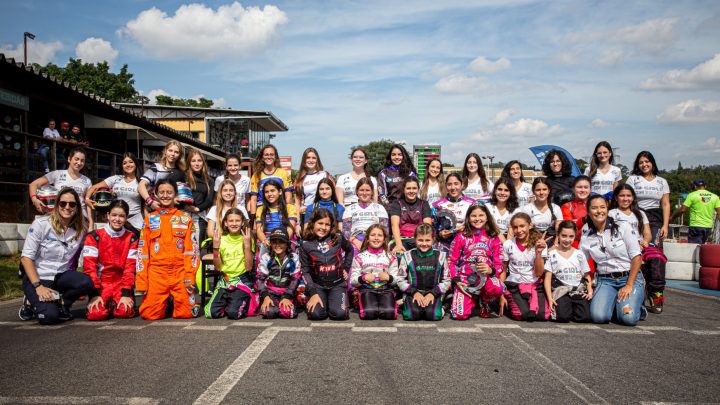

{"left": 554, "top": 190, "right": 575, "bottom": 206}
{"left": 434, "top": 208, "right": 457, "bottom": 233}
{"left": 91, "top": 187, "right": 116, "bottom": 212}
{"left": 176, "top": 182, "right": 194, "bottom": 204}
{"left": 36, "top": 185, "right": 58, "bottom": 211}
{"left": 464, "top": 264, "right": 487, "bottom": 295}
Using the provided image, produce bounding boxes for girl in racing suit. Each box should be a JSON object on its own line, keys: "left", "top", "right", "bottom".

{"left": 448, "top": 204, "right": 504, "bottom": 320}
{"left": 301, "top": 208, "right": 354, "bottom": 320}
{"left": 83, "top": 200, "right": 138, "bottom": 320}
{"left": 377, "top": 143, "right": 416, "bottom": 210}
{"left": 256, "top": 228, "right": 301, "bottom": 319}
{"left": 349, "top": 224, "right": 399, "bottom": 320}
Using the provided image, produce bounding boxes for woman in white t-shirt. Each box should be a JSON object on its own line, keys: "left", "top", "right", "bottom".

{"left": 486, "top": 177, "right": 519, "bottom": 242}
{"left": 584, "top": 141, "right": 622, "bottom": 198}
{"left": 29, "top": 147, "right": 92, "bottom": 222}
{"left": 609, "top": 184, "right": 652, "bottom": 248}
{"left": 85, "top": 153, "right": 143, "bottom": 231}
{"left": 500, "top": 160, "right": 533, "bottom": 208}
{"left": 214, "top": 154, "right": 250, "bottom": 215}
{"left": 295, "top": 147, "right": 331, "bottom": 215}
{"left": 626, "top": 151, "right": 670, "bottom": 243}
{"left": 419, "top": 158, "right": 446, "bottom": 206}
{"left": 341, "top": 177, "right": 388, "bottom": 254}
{"left": 336, "top": 147, "right": 378, "bottom": 207}
{"left": 521, "top": 177, "right": 563, "bottom": 243}
{"left": 461, "top": 153, "right": 493, "bottom": 204}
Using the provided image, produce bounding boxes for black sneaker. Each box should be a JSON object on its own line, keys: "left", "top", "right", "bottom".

{"left": 18, "top": 296, "right": 34, "bottom": 321}
{"left": 58, "top": 305, "right": 74, "bottom": 321}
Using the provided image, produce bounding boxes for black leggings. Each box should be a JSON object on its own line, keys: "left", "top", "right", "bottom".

{"left": 403, "top": 293, "right": 443, "bottom": 321}
{"left": 358, "top": 288, "right": 397, "bottom": 320}
{"left": 306, "top": 284, "right": 348, "bottom": 321}
{"left": 554, "top": 294, "right": 590, "bottom": 323}
{"left": 22, "top": 271, "right": 94, "bottom": 325}
{"left": 208, "top": 287, "right": 251, "bottom": 320}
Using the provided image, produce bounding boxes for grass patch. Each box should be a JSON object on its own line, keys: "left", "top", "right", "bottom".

{"left": 0, "top": 254, "right": 22, "bottom": 300}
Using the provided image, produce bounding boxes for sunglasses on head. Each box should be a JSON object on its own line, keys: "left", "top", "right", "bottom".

{"left": 58, "top": 201, "right": 77, "bottom": 209}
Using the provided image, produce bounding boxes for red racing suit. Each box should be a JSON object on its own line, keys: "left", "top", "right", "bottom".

{"left": 136, "top": 208, "right": 199, "bottom": 320}
{"left": 82, "top": 225, "right": 139, "bottom": 321}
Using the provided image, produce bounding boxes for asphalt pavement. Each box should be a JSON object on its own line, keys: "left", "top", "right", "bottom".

{"left": 0, "top": 288, "right": 718, "bottom": 405}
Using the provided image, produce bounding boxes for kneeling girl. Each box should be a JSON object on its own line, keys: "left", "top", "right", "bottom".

{"left": 256, "top": 228, "right": 301, "bottom": 319}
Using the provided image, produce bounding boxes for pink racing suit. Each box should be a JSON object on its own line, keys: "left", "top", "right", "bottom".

{"left": 448, "top": 229, "right": 504, "bottom": 320}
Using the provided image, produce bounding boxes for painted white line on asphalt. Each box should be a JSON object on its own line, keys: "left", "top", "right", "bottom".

{"left": 640, "top": 402, "right": 710, "bottom": 404}
{"left": 556, "top": 324, "right": 601, "bottom": 330}
{"left": 638, "top": 326, "right": 682, "bottom": 331}
{"left": 98, "top": 325, "right": 146, "bottom": 330}
{"left": 501, "top": 332, "right": 609, "bottom": 405}
{"left": 520, "top": 328, "right": 568, "bottom": 334}
{"left": 311, "top": 322, "right": 355, "bottom": 328}
{"left": 351, "top": 326, "right": 398, "bottom": 333}
{"left": 15, "top": 325, "right": 66, "bottom": 330}
{"left": 0, "top": 396, "right": 159, "bottom": 404}
{"left": 228, "top": 321, "right": 273, "bottom": 327}
{"left": 0, "top": 321, "right": 26, "bottom": 326}
{"left": 476, "top": 324, "right": 521, "bottom": 329}
{"left": 193, "top": 327, "right": 279, "bottom": 405}
{"left": 437, "top": 327, "right": 483, "bottom": 333}
{"left": 393, "top": 323, "right": 437, "bottom": 328}
{"left": 272, "top": 326, "right": 312, "bottom": 332}
{"left": 604, "top": 329, "right": 654, "bottom": 335}
{"left": 149, "top": 321, "right": 195, "bottom": 326}
{"left": 70, "top": 321, "right": 117, "bottom": 326}
{"left": 184, "top": 325, "right": 228, "bottom": 331}
{"left": 688, "top": 330, "right": 720, "bottom": 335}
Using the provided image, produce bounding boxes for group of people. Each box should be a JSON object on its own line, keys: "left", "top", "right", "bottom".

{"left": 19, "top": 138, "right": 717, "bottom": 327}
{"left": 37, "top": 119, "right": 89, "bottom": 173}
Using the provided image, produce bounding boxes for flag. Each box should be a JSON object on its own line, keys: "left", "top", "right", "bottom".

{"left": 529, "top": 145, "right": 582, "bottom": 177}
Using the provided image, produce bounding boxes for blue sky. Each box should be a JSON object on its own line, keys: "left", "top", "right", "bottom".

{"left": 2, "top": 0, "right": 719, "bottom": 174}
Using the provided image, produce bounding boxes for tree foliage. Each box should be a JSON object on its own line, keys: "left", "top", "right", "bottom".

{"left": 34, "top": 58, "right": 142, "bottom": 102}
{"left": 155, "top": 95, "right": 214, "bottom": 108}
{"left": 350, "top": 139, "right": 397, "bottom": 176}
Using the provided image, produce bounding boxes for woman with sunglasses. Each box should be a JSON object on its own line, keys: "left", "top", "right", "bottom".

{"left": 19, "top": 187, "right": 93, "bottom": 324}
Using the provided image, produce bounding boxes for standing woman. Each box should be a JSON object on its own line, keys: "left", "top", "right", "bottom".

{"left": 336, "top": 147, "right": 378, "bottom": 207}
{"left": 137, "top": 140, "right": 187, "bottom": 213}
{"left": 486, "top": 177, "right": 520, "bottom": 242}
{"left": 461, "top": 153, "right": 493, "bottom": 204}
{"left": 580, "top": 195, "right": 646, "bottom": 326}
{"left": 584, "top": 141, "right": 622, "bottom": 199}
{"left": 500, "top": 160, "right": 533, "bottom": 208}
{"left": 214, "top": 154, "right": 250, "bottom": 218}
{"left": 248, "top": 144, "right": 294, "bottom": 220}
{"left": 389, "top": 177, "right": 432, "bottom": 253}
{"left": 419, "top": 158, "right": 446, "bottom": 206}
{"left": 20, "top": 187, "right": 93, "bottom": 324}
{"left": 626, "top": 151, "right": 670, "bottom": 244}
{"left": 29, "top": 147, "right": 92, "bottom": 222}
{"left": 85, "top": 153, "right": 143, "bottom": 231}
{"left": 377, "top": 144, "right": 416, "bottom": 209}
{"left": 521, "top": 177, "right": 563, "bottom": 243}
{"left": 560, "top": 175, "right": 592, "bottom": 247}
{"left": 295, "top": 147, "right": 331, "bottom": 214}
{"left": 185, "top": 149, "right": 214, "bottom": 242}
{"left": 432, "top": 173, "right": 476, "bottom": 251}
{"left": 542, "top": 150, "right": 576, "bottom": 206}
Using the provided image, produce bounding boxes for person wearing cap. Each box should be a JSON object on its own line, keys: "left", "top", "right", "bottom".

{"left": 671, "top": 179, "right": 720, "bottom": 244}
{"left": 256, "top": 228, "right": 301, "bottom": 319}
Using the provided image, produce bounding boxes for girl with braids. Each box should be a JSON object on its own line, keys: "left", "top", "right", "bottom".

{"left": 420, "top": 158, "right": 446, "bottom": 206}
{"left": 500, "top": 160, "right": 533, "bottom": 208}
{"left": 336, "top": 147, "right": 378, "bottom": 207}
{"left": 580, "top": 195, "right": 646, "bottom": 326}
{"left": 377, "top": 144, "right": 416, "bottom": 209}
{"left": 461, "top": 153, "right": 493, "bottom": 204}
{"left": 584, "top": 141, "right": 622, "bottom": 199}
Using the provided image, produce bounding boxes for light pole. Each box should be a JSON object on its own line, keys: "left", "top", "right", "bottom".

{"left": 482, "top": 154, "right": 495, "bottom": 181}
{"left": 23, "top": 32, "right": 35, "bottom": 65}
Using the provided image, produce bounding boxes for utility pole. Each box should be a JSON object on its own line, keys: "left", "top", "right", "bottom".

{"left": 23, "top": 32, "right": 35, "bottom": 65}
{"left": 483, "top": 155, "right": 495, "bottom": 181}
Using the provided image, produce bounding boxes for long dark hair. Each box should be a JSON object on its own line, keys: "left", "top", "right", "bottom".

{"left": 401, "top": 176, "right": 421, "bottom": 201}
{"left": 313, "top": 177, "right": 339, "bottom": 204}
{"left": 260, "top": 180, "right": 290, "bottom": 231}
{"left": 355, "top": 177, "right": 376, "bottom": 201}
{"left": 384, "top": 144, "right": 416, "bottom": 177}
{"left": 542, "top": 150, "right": 572, "bottom": 177}
{"left": 585, "top": 194, "right": 619, "bottom": 236}
{"left": 445, "top": 172, "right": 464, "bottom": 197}
{"left": 631, "top": 151, "right": 659, "bottom": 176}
{"left": 610, "top": 184, "right": 645, "bottom": 235}
{"left": 296, "top": 147, "right": 327, "bottom": 200}
{"left": 120, "top": 152, "right": 141, "bottom": 179}
{"left": 490, "top": 177, "right": 519, "bottom": 212}
{"left": 588, "top": 141, "right": 614, "bottom": 178}
{"left": 252, "top": 144, "right": 281, "bottom": 182}
{"left": 420, "top": 158, "right": 446, "bottom": 200}
{"left": 224, "top": 153, "right": 242, "bottom": 179}
{"left": 302, "top": 208, "right": 340, "bottom": 243}
{"left": 500, "top": 160, "right": 525, "bottom": 183}
{"left": 221, "top": 207, "right": 248, "bottom": 234}
{"left": 462, "top": 203, "right": 500, "bottom": 238}
{"left": 462, "top": 153, "right": 490, "bottom": 193}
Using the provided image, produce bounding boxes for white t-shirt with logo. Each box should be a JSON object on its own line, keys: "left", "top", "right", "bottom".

{"left": 584, "top": 165, "right": 622, "bottom": 196}
{"left": 214, "top": 174, "right": 251, "bottom": 209}
{"left": 342, "top": 202, "right": 388, "bottom": 235}
{"left": 336, "top": 172, "right": 378, "bottom": 206}
{"left": 544, "top": 248, "right": 591, "bottom": 288}
{"left": 486, "top": 203, "right": 519, "bottom": 235}
{"left": 515, "top": 182, "right": 534, "bottom": 208}
{"left": 521, "top": 203, "right": 563, "bottom": 232}
{"left": 625, "top": 175, "right": 669, "bottom": 210}
{"left": 464, "top": 178, "right": 494, "bottom": 203}
{"left": 580, "top": 222, "right": 641, "bottom": 275}
{"left": 298, "top": 171, "right": 329, "bottom": 206}
{"left": 608, "top": 208, "right": 648, "bottom": 239}
{"left": 502, "top": 238, "right": 547, "bottom": 284}
{"left": 45, "top": 170, "right": 92, "bottom": 212}
{"left": 425, "top": 182, "right": 443, "bottom": 206}
{"left": 104, "top": 175, "right": 142, "bottom": 229}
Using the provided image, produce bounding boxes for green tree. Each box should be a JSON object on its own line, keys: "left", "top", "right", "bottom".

{"left": 575, "top": 158, "right": 588, "bottom": 173}
{"left": 350, "top": 139, "right": 396, "bottom": 176}
{"left": 35, "top": 58, "right": 141, "bottom": 102}
{"left": 155, "top": 95, "right": 214, "bottom": 108}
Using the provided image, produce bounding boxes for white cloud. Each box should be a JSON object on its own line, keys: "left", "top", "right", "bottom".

{"left": 0, "top": 40, "right": 63, "bottom": 65}
{"left": 75, "top": 37, "right": 118, "bottom": 65}
{"left": 430, "top": 63, "right": 460, "bottom": 78}
{"left": 469, "top": 56, "right": 511, "bottom": 74}
{"left": 589, "top": 118, "right": 609, "bottom": 128}
{"left": 639, "top": 53, "right": 720, "bottom": 91}
{"left": 492, "top": 109, "right": 516, "bottom": 124}
{"left": 212, "top": 97, "right": 226, "bottom": 108}
{"left": 657, "top": 99, "right": 720, "bottom": 124}
{"left": 118, "top": 2, "right": 288, "bottom": 59}
{"left": 500, "top": 118, "right": 563, "bottom": 136}
{"left": 146, "top": 89, "right": 174, "bottom": 104}
{"left": 434, "top": 74, "right": 490, "bottom": 94}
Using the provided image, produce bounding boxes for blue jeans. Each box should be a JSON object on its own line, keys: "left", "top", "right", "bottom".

{"left": 688, "top": 227, "right": 711, "bottom": 244}
{"left": 36, "top": 144, "right": 64, "bottom": 171}
{"left": 590, "top": 273, "right": 645, "bottom": 326}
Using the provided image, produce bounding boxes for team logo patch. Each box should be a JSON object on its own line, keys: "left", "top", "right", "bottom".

{"left": 149, "top": 214, "right": 161, "bottom": 230}
{"left": 153, "top": 241, "right": 160, "bottom": 253}
{"left": 180, "top": 214, "right": 190, "bottom": 224}
{"left": 176, "top": 238, "right": 184, "bottom": 250}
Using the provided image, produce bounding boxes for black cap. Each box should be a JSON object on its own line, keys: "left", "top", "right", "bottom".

{"left": 268, "top": 228, "right": 290, "bottom": 243}
{"left": 693, "top": 179, "right": 705, "bottom": 187}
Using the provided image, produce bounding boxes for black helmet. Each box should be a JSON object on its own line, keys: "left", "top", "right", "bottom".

{"left": 91, "top": 187, "right": 116, "bottom": 212}
{"left": 554, "top": 190, "right": 575, "bottom": 206}
{"left": 434, "top": 208, "right": 457, "bottom": 233}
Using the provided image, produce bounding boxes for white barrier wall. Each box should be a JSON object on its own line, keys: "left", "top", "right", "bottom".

{"left": 663, "top": 242, "right": 700, "bottom": 281}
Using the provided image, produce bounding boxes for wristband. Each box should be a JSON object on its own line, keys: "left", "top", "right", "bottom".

{"left": 213, "top": 252, "right": 220, "bottom": 258}
{"left": 32, "top": 281, "right": 41, "bottom": 288}
{"left": 145, "top": 197, "right": 154, "bottom": 205}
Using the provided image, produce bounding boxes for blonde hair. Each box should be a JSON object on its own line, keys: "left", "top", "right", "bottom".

{"left": 50, "top": 187, "right": 86, "bottom": 240}
{"left": 185, "top": 148, "right": 210, "bottom": 191}
{"left": 161, "top": 140, "right": 187, "bottom": 171}
{"left": 214, "top": 179, "right": 237, "bottom": 226}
